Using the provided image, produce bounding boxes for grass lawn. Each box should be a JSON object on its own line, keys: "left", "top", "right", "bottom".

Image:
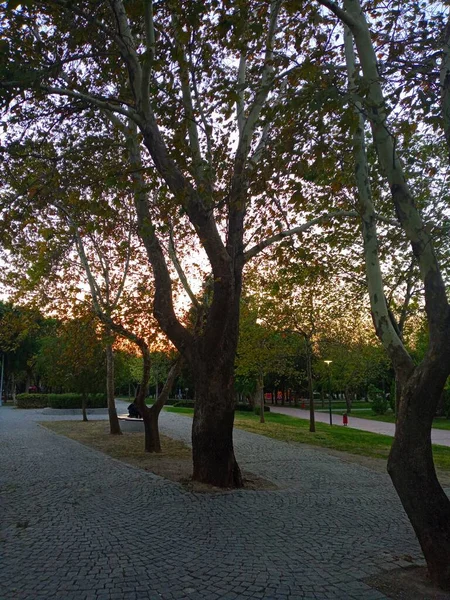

{"left": 115, "top": 397, "right": 155, "bottom": 406}
{"left": 165, "top": 406, "right": 450, "bottom": 471}
{"left": 320, "top": 408, "right": 450, "bottom": 431}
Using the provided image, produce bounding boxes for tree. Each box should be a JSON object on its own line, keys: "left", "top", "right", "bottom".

{"left": 236, "top": 299, "right": 302, "bottom": 422}
{"left": 1, "top": 0, "right": 361, "bottom": 487}
{"left": 38, "top": 311, "right": 106, "bottom": 420}
{"left": 317, "top": 0, "right": 450, "bottom": 588}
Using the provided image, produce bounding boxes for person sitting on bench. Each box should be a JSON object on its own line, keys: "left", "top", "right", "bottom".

{"left": 127, "top": 403, "right": 142, "bottom": 418}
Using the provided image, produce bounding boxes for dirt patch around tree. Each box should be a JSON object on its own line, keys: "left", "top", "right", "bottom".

{"left": 366, "top": 566, "right": 450, "bottom": 600}
{"left": 39, "top": 420, "right": 277, "bottom": 492}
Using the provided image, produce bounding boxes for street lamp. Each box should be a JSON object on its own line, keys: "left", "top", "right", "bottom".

{"left": 324, "top": 360, "right": 333, "bottom": 426}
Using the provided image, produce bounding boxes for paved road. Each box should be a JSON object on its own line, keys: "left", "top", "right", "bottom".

{"left": 0, "top": 403, "right": 436, "bottom": 600}
{"left": 269, "top": 406, "right": 450, "bottom": 447}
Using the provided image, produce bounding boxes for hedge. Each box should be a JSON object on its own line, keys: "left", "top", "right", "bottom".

{"left": 47, "top": 393, "right": 107, "bottom": 409}
{"left": 16, "top": 394, "right": 48, "bottom": 409}
{"left": 16, "top": 393, "right": 107, "bottom": 409}
{"left": 171, "top": 400, "right": 270, "bottom": 413}
{"left": 237, "top": 404, "right": 270, "bottom": 413}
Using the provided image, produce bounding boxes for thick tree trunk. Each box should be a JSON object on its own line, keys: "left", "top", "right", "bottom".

{"left": 388, "top": 366, "right": 450, "bottom": 590}
{"left": 106, "top": 342, "right": 122, "bottom": 435}
{"left": 191, "top": 355, "right": 243, "bottom": 488}
{"left": 142, "top": 407, "right": 161, "bottom": 452}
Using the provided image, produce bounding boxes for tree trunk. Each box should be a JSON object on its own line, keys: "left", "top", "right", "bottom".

{"left": 82, "top": 394, "right": 88, "bottom": 422}
{"left": 191, "top": 354, "right": 243, "bottom": 488}
{"left": 135, "top": 346, "right": 183, "bottom": 453}
{"left": 106, "top": 342, "right": 122, "bottom": 435}
{"left": 388, "top": 365, "right": 450, "bottom": 590}
{"left": 257, "top": 371, "right": 265, "bottom": 424}
{"left": 12, "top": 372, "right": 16, "bottom": 406}
{"left": 344, "top": 388, "right": 353, "bottom": 414}
{"left": 306, "top": 340, "right": 315, "bottom": 433}
{"left": 143, "top": 358, "right": 183, "bottom": 453}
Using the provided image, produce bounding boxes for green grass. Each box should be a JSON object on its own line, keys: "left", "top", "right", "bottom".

{"left": 323, "top": 408, "right": 450, "bottom": 431}
{"left": 165, "top": 406, "right": 450, "bottom": 471}
{"left": 116, "top": 396, "right": 155, "bottom": 406}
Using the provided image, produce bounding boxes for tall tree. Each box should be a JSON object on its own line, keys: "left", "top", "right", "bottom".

{"left": 1, "top": 0, "right": 362, "bottom": 486}
{"left": 317, "top": 0, "right": 450, "bottom": 588}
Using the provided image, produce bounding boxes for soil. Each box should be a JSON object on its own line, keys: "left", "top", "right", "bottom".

{"left": 40, "top": 421, "right": 278, "bottom": 493}
{"left": 366, "top": 567, "right": 450, "bottom": 600}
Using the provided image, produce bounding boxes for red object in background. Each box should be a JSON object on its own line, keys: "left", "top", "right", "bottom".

{"left": 343, "top": 413, "right": 348, "bottom": 426}
{"left": 301, "top": 401, "right": 305, "bottom": 409}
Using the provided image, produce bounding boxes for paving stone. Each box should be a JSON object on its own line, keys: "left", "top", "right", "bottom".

{"left": 0, "top": 402, "right": 431, "bottom": 600}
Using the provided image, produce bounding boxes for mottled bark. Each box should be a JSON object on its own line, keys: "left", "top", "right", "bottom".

{"left": 339, "top": 4, "right": 450, "bottom": 588}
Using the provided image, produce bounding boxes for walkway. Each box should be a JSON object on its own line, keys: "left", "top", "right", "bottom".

{"left": 269, "top": 406, "right": 450, "bottom": 447}
{"left": 0, "top": 403, "right": 439, "bottom": 600}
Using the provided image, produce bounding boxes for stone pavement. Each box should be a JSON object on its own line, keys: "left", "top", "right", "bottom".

{"left": 0, "top": 403, "right": 435, "bottom": 600}
{"left": 269, "top": 405, "right": 450, "bottom": 447}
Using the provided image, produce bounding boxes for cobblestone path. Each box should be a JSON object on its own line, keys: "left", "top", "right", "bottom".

{"left": 0, "top": 405, "right": 430, "bottom": 600}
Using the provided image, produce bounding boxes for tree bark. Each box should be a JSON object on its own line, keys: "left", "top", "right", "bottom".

{"left": 134, "top": 344, "right": 183, "bottom": 453}
{"left": 339, "top": 7, "right": 450, "bottom": 588}
{"left": 191, "top": 351, "right": 243, "bottom": 488}
{"left": 106, "top": 342, "right": 122, "bottom": 435}
{"left": 388, "top": 362, "right": 450, "bottom": 590}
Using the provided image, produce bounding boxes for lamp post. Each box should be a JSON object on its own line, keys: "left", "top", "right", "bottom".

{"left": 324, "top": 360, "right": 333, "bottom": 425}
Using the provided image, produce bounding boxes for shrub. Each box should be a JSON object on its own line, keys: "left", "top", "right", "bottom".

{"left": 443, "top": 388, "right": 450, "bottom": 419}
{"left": 47, "top": 393, "right": 107, "bottom": 409}
{"left": 389, "top": 380, "right": 396, "bottom": 413}
{"left": 15, "top": 393, "right": 107, "bottom": 409}
{"left": 16, "top": 394, "right": 48, "bottom": 409}
{"left": 368, "top": 385, "right": 389, "bottom": 415}
{"left": 172, "top": 400, "right": 195, "bottom": 408}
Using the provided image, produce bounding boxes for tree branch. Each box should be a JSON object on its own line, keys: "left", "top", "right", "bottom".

{"left": 341, "top": 0, "right": 449, "bottom": 347}
{"left": 124, "top": 121, "right": 193, "bottom": 352}
{"left": 42, "top": 85, "right": 137, "bottom": 120}
{"left": 168, "top": 226, "right": 200, "bottom": 310}
{"left": 244, "top": 210, "right": 358, "bottom": 262}
{"left": 237, "top": 52, "right": 247, "bottom": 138}
{"left": 316, "top": 0, "right": 357, "bottom": 29}
{"left": 172, "top": 14, "right": 204, "bottom": 187}
{"left": 343, "top": 21, "right": 413, "bottom": 378}
{"left": 142, "top": 0, "right": 156, "bottom": 98}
